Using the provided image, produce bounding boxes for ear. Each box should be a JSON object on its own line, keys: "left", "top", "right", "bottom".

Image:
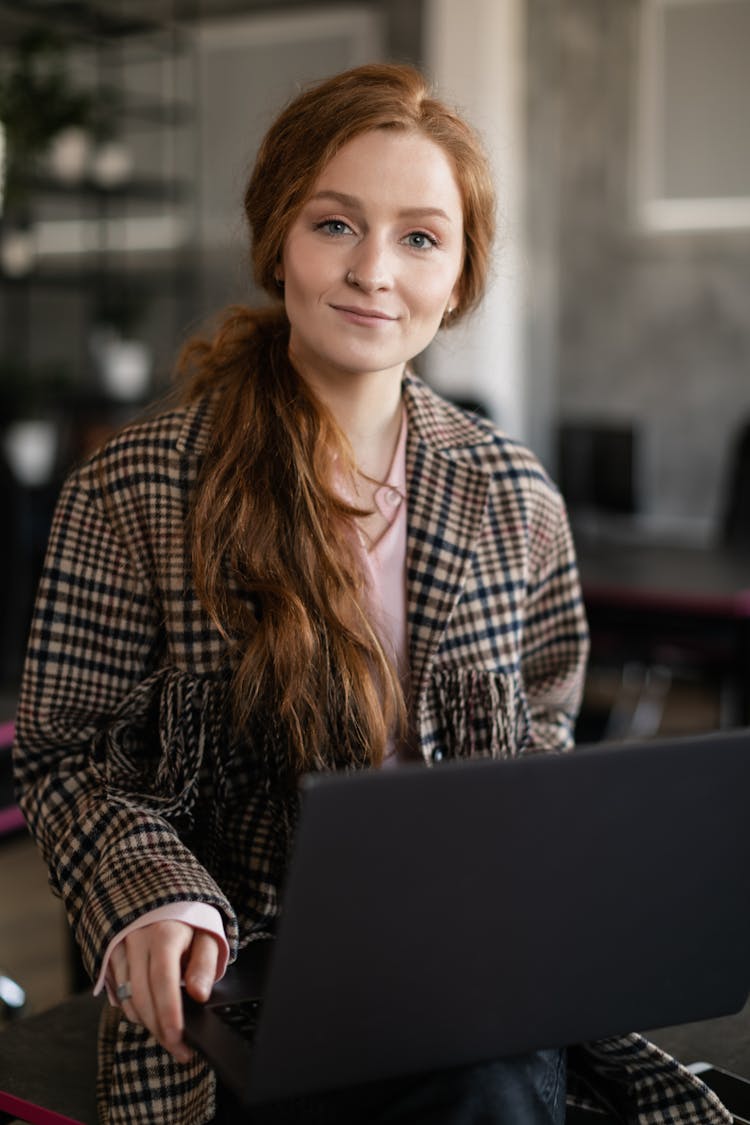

{"left": 448, "top": 280, "right": 461, "bottom": 313}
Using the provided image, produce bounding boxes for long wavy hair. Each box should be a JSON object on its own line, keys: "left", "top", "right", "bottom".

{"left": 179, "top": 63, "right": 496, "bottom": 774}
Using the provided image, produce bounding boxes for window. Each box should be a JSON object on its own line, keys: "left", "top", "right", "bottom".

{"left": 635, "top": 0, "right": 750, "bottom": 231}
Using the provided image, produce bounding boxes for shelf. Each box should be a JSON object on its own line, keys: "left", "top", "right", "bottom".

{"left": 0, "top": 265, "right": 196, "bottom": 290}
{"left": 0, "top": 0, "right": 200, "bottom": 700}
{"left": 23, "top": 174, "right": 191, "bottom": 202}
{"left": 102, "top": 92, "right": 195, "bottom": 129}
{"left": 0, "top": 1, "right": 185, "bottom": 48}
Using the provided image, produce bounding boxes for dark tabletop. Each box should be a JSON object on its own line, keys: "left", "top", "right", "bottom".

{"left": 577, "top": 539, "right": 750, "bottom": 617}
{"left": 649, "top": 997, "right": 750, "bottom": 1078}
{"left": 0, "top": 993, "right": 102, "bottom": 1124}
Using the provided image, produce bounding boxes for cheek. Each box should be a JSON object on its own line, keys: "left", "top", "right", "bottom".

{"left": 410, "top": 251, "right": 463, "bottom": 312}
{"left": 413, "top": 274, "right": 460, "bottom": 319}
{"left": 282, "top": 236, "right": 322, "bottom": 289}
{"left": 282, "top": 253, "right": 306, "bottom": 294}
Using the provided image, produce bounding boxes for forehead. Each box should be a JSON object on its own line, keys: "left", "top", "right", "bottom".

{"left": 308, "top": 128, "right": 464, "bottom": 221}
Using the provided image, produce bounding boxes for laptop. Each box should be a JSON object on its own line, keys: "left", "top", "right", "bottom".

{"left": 183, "top": 728, "right": 750, "bottom": 1108}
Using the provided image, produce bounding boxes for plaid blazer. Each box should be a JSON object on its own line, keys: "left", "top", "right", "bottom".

{"left": 13, "top": 374, "right": 730, "bottom": 1125}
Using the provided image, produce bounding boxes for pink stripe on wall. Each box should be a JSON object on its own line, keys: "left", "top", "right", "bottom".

{"left": 0, "top": 805, "right": 25, "bottom": 835}
{"left": 0, "top": 1089, "right": 85, "bottom": 1125}
{"left": 0, "top": 720, "right": 21, "bottom": 835}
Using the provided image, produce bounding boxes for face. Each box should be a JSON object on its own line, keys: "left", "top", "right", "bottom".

{"left": 278, "top": 128, "right": 465, "bottom": 392}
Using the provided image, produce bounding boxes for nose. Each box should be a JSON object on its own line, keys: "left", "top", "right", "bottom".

{"left": 346, "top": 236, "right": 393, "bottom": 292}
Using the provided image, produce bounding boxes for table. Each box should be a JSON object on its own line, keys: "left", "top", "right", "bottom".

{"left": 576, "top": 538, "right": 750, "bottom": 727}
{"left": 0, "top": 993, "right": 101, "bottom": 1125}
{"left": 1, "top": 992, "right": 749, "bottom": 1124}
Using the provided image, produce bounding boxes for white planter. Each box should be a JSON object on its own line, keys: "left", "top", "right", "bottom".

{"left": 3, "top": 419, "right": 58, "bottom": 487}
{"left": 0, "top": 227, "right": 35, "bottom": 277}
{"left": 92, "top": 330, "right": 152, "bottom": 401}
{"left": 91, "top": 141, "right": 133, "bottom": 188}
{"left": 48, "top": 126, "right": 92, "bottom": 184}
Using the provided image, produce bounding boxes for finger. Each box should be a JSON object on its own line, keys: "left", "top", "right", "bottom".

{"left": 184, "top": 932, "right": 220, "bottom": 1003}
{"left": 124, "top": 924, "right": 196, "bottom": 1062}
{"left": 109, "top": 941, "right": 139, "bottom": 1025}
{"left": 149, "top": 928, "right": 195, "bottom": 1063}
{"left": 126, "top": 931, "right": 159, "bottom": 1043}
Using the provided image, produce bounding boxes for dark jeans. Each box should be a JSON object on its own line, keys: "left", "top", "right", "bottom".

{"left": 213, "top": 1049, "right": 566, "bottom": 1123}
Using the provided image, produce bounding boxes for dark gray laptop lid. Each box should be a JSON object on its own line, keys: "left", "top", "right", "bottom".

{"left": 185, "top": 729, "right": 750, "bottom": 1105}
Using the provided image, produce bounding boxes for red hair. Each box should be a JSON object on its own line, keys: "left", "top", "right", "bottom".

{"left": 247, "top": 62, "right": 495, "bottom": 321}
{"left": 180, "top": 64, "right": 496, "bottom": 773}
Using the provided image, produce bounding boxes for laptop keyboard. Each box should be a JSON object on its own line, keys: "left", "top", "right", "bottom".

{"left": 213, "top": 999, "right": 262, "bottom": 1041}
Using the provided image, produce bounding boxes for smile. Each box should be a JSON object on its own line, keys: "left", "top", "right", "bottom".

{"left": 331, "top": 304, "right": 398, "bottom": 325}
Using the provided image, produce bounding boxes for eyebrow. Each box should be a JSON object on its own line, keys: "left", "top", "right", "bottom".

{"left": 307, "top": 190, "right": 454, "bottom": 223}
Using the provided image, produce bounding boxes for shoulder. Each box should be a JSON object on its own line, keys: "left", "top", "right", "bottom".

{"left": 403, "top": 373, "right": 562, "bottom": 511}
{"left": 70, "top": 395, "right": 211, "bottom": 501}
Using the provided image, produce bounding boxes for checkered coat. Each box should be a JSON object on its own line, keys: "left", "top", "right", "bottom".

{"left": 13, "top": 374, "right": 730, "bottom": 1124}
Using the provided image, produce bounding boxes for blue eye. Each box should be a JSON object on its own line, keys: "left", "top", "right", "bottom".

{"left": 405, "top": 231, "right": 438, "bottom": 250}
{"left": 316, "top": 219, "right": 352, "bottom": 236}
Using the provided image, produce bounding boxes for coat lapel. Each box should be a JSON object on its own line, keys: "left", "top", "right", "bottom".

{"left": 174, "top": 378, "right": 494, "bottom": 708}
{"left": 403, "top": 377, "right": 492, "bottom": 709}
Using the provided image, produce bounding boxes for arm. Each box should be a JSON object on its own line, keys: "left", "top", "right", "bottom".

{"left": 13, "top": 460, "right": 238, "bottom": 1055}
{"left": 521, "top": 488, "right": 589, "bottom": 753}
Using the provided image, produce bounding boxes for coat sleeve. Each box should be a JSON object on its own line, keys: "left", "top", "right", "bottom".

{"left": 521, "top": 486, "right": 589, "bottom": 753}
{"left": 12, "top": 464, "right": 240, "bottom": 985}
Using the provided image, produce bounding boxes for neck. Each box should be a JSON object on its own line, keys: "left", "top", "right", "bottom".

{"left": 294, "top": 361, "right": 405, "bottom": 480}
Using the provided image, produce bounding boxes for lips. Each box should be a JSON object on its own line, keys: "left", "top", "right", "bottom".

{"left": 331, "top": 304, "right": 397, "bottom": 323}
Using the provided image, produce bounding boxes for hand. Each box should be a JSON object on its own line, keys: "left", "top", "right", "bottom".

{"left": 109, "top": 921, "right": 220, "bottom": 1064}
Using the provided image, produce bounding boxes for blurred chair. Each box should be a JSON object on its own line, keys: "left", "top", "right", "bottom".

{"left": 721, "top": 416, "right": 750, "bottom": 548}
{"left": 0, "top": 424, "right": 62, "bottom": 688}
{"left": 0, "top": 446, "right": 19, "bottom": 688}
{"left": 566, "top": 417, "right": 750, "bottom": 741}
{"left": 0, "top": 719, "right": 27, "bottom": 1023}
{"left": 557, "top": 420, "right": 637, "bottom": 520}
{"left": 653, "top": 416, "right": 750, "bottom": 727}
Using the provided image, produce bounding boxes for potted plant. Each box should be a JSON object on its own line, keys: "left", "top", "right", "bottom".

{"left": 90, "top": 284, "right": 152, "bottom": 402}
{"left": 0, "top": 359, "right": 71, "bottom": 487}
{"left": 0, "top": 28, "right": 95, "bottom": 273}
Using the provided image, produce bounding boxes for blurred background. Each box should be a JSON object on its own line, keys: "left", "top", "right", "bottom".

{"left": 1, "top": 0, "right": 749, "bottom": 1018}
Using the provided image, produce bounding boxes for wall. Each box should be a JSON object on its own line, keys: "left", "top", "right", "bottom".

{"left": 423, "top": 0, "right": 529, "bottom": 447}
{"left": 0, "top": 3, "right": 421, "bottom": 690}
{"left": 192, "top": 6, "right": 387, "bottom": 317}
{"left": 531, "top": 0, "right": 750, "bottom": 537}
{"left": 1, "top": 3, "right": 421, "bottom": 391}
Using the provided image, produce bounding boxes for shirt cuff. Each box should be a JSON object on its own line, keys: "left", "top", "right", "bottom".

{"left": 93, "top": 902, "right": 230, "bottom": 1003}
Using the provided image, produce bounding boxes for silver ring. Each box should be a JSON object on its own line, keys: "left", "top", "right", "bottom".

{"left": 346, "top": 270, "right": 357, "bottom": 285}
{"left": 116, "top": 980, "right": 132, "bottom": 1003}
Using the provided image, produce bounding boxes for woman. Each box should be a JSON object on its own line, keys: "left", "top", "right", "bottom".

{"left": 13, "top": 63, "right": 729, "bottom": 1125}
